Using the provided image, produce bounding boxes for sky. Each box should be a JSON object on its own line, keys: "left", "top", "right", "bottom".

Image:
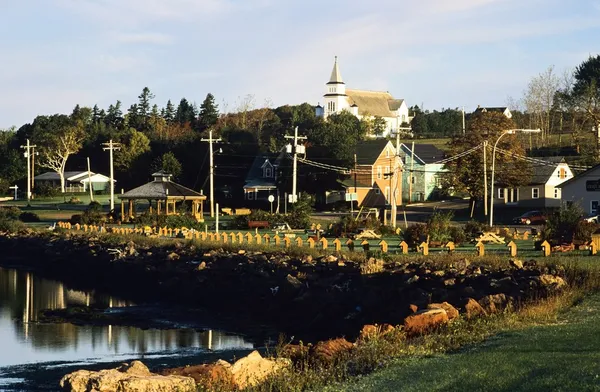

{"left": 1, "top": 0, "right": 599, "bottom": 128}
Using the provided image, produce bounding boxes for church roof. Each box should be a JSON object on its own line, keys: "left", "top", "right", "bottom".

{"left": 347, "top": 89, "right": 400, "bottom": 118}
{"left": 328, "top": 56, "right": 344, "bottom": 85}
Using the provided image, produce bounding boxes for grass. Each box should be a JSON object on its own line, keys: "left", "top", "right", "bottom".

{"left": 332, "top": 293, "right": 600, "bottom": 392}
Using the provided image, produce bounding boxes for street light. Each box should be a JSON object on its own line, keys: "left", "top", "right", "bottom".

{"left": 489, "top": 129, "right": 541, "bottom": 227}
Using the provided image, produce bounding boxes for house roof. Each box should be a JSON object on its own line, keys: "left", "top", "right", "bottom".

{"left": 399, "top": 143, "right": 446, "bottom": 164}
{"left": 474, "top": 107, "right": 509, "bottom": 114}
{"left": 328, "top": 56, "right": 344, "bottom": 85}
{"left": 120, "top": 178, "right": 205, "bottom": 200}
{"left": 347, "top": 89, "right": 402, "bottom": 118}
{"left": 529, "top": 157, "right": 567, "bottom": 185}
{"left": 557, "top": 162, "right": 600, "bottom": 188}
{"left": 244, "top": 153, "right": 279, "bottom": 190}
{"left": 35, "top": 171, "right": 86, "bottom": 181}
{"left": 356, "top": 139, "right": 393, "bottom": 165}
{"left": 339, "top": 177, "right": 372, "bottom": 189}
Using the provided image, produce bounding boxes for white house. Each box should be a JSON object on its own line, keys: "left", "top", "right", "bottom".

{"left": 35, "top": 171, "right": 113, "bottom": 192}
{"left": 558, "top": 163, "right": 600, "bottom": 215}
{"left": 315, "top": 57, "right": 411, "bottom": 137}
{"left": 494, "top": 157, "right": 573, "bottom": 208}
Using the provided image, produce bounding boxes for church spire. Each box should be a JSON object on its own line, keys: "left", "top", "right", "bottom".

{"left": 328, "top": 56, "right": 344, "bottom": 85}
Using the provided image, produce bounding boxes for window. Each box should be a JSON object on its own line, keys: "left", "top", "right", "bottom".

{"left": 331, "top": 102, "right": 336, "bottom": 112}
{"left": 386, "top": 149, "right": 390, "bottom": 158}
{"left": 554, "top": 188, "right": 560, "bottom": 199}
{"left": 558, "top": 168, "right": 567, "bottom": 179}
{"left": 592, "top": 200, "right": 599, "bottom": 215}
{"left": 263, "top": 167, "right": 272, "bottom": 178}
{"left": 377, "top": 166, "right": 382, "bottom": 179}
{"left": 385, "top": 166, "right": 390, "bottom": 176}
{"left": 247, "top": 192, "right": 254, "bottom": 200}
{"left": 498, "top": 188, "right": 505, "bottom": 199}
{"left": 402, "top": 114, "right": 406, "bottom": 123}
{"left": 411, "top": 175, "right": 416, "bottom": 184}
{"left": 375, "top": 188, "right": 381, "bottom": 194}
{"left": 532, "top": 188, "right": 539, "bottom": 199}
{"left": 385, "top": 187, "right": 390, "bottom": 203}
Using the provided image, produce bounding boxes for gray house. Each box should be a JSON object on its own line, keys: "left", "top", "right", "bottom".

{"left": 558, "top": 163, "right": 600, "bottom": 215}
{"left": 494, "top": 157, "right": 573, "bottom": 208}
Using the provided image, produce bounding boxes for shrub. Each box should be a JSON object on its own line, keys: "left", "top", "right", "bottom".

{"left": 35, "top": 183, "right": 60, "bottom": 198}
{"left": 0, "top": 219, "right": 26, "bottom": 233}
{"left": 573, "top": 221, "right": 599, "bottom": 243}
{"left": 19, "top": 212, "right": 40, "bottom": 222}
{"left": 544, "top": 203, "right": 584, "bottom": 244}
{"left": 67, "top": 196, "right": 82, "bottom": 205}
{"left": 449, "top": 226, "right": 466, "bottom": 245}
{"left": 79, "top": 202, "right": 106, "bottom": 225}
{"left": 0, "top": 206, "right": 21, "bottom": 221}
{"left": 403, "top": 223, "right": 428, "bottom": 247}
{"left": 426, "top": 210, "right": 454, "bottom": 243}
{"left": 464, "top": 220, "right": 490, "bottom": 241}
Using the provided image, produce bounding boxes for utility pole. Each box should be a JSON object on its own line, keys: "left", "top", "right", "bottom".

{"left": 20, "top": 139, "right": 36, "bottom": 204}
{"left": 462, "top": 106, "right": 466, "bottom": 135}
{"left": 393, "top": 127, "right": 411, "bottom": 227}
{"left": 408, "top": 141, "right": 415, "bottom": 204}
{"left": 284, "top": 127, "right": 306, "bottom": 204}
{"left": 87, "top": 157, "right": 94, "bottom": 202}
{"left": 102, "top": 140, "right": 121, "bottom": 212}
{"left": 201, "top": 129, "right": 222, "bottom": 218}
{"left": 30, "top": 146, "right": 38, "bottom": 191}
{"left": 483, "top": 141, "right": 488, "bottom": 216}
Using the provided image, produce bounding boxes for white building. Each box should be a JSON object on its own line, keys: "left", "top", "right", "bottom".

{"left": 315, "top": 57, "right": 411, "bottom": 137}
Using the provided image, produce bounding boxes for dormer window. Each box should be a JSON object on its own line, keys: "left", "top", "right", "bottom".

{"left": 264, "top": 167, "right": 272, "bottom": 178}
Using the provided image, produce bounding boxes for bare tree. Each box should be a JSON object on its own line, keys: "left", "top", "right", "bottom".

{"left": 523, "top": 66, "right": 560, "bottom": 143}
{"left": 37, "top": 123, "right": 85, "bottom": 193}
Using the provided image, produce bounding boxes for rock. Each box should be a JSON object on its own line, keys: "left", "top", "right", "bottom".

{"left": 197, "top": 261, "right": 207, "bottom": 270}
{"left": 539, "top": 274, "right": 567, "bottom": 290}
{"left": 453, "top": 258, "right": 470, "bottom": 271}
{"left": 311, "top": 338, "right": 354, "bottom": 366}
{"left": 238, "top": 249, "right": 246, "bottom": 255}
{"left": 285, "top": 274, "right": 304, "bottom": 289}
{"left": 443, "top": 278, "right": 456, "bottom": 287}
{"left": 230, "top": 350, "right": 289, "bottom": 389}
{"left": 432, "top": 270, "right": 445, "bottom": 277}
{"left": 325, "top": 255, "right": 338, "bottom": 263}
{"left": 408, "top": 304, "right": 419, "bottom": 314}
{"left": 478, "top": 293, "right": 512, "bottom": 314}
{"left": 60, "top": 360, "right": 196, "bottom": 392}
{"left": 166, "top": 252, "right": 180, "bottom": 261}
{"left": 427, "top": 302, "right": 459, "bottom": 320}
{"left": 403, "top": 308, "right": 449, "bottom": 336}
{"left": 280, "top": 344, "right": 310, "bottom": 363}
{"left": 161, "top": 362, "right": 234, "bottom": 390}
{"left": 302, "top": 255, "right": 313, "bottom": 264}
{"left": 463, "top": 298, "right": 487, "bottom": 319}
{"left": 358, "top": 323, "right": 395, "bottom": 340}
{"left": 406, "top": 275, "right": 420, "bottom": 284}
{"left": 125, "top": 241, "right": 137, "bottom": 257}
{"left": 509, "top": 258, "right": 524, "bottom": 269}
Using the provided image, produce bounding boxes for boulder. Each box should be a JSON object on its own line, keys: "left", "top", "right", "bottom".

{"left": 60, "top": 361, "right": 196, "bottom": 392}
{"left": 427, "top": 302, "right": 459, "bottom": 320}
{"left": 311, "top": 338, "right": 354, "bottom": 366}
{"left": 230, "top": 350, "right": 290, "bottom": 389}
{"left": 408, "top": 304, "right": 419, "bottom": 314}
{"left": 539, "top": 274, "right": 567, "bottom": 290}
{"left": 509, "top": 258, "right": 524, "bottom": 269}
{"left": 478, "top": 293, "right": 512, "bottom": 314}
{"left": 160, "top": 361, "right": 234, "bottom": 389}
{"left": 358, "top": 323, "right": 395, "bottom": 340}
{"left": 166, "top": 252, "right": 180, "bottom": 261}
{"left": 463, "top": 298, "right": 487, "bottom": 319}
{"left": 403, "top": 308, "right": 449, "bottom": 337}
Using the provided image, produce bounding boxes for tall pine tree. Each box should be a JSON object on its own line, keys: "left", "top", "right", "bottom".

{"left": 198, "top": 93, "right": 219, "bottom": 131}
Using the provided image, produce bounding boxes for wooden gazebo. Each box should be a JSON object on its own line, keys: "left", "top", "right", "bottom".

{"left": 119, "top": 171, "right": 206, "bottom": 222}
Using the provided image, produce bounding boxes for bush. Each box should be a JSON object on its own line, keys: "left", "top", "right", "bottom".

{"left": 35, "top": 183, "right": 60, "bottom": 198}
{"left": 426, "top": 210, "right": 454, "bottom": 243}
{"left": 449, "top": 226, "right": 466, "bottom": 245}
{"left": 0, "top": 206, "right": 21, "bottom": 221}
{"left": 544, "top": 203, "right": 584, "bottom": 244}
{"left": 0, "top": 219, "right": 26, "bottom": 233}
{"left": 78, "top": 201, "right": 106, "bottom": 225}
{"left": 19, "top": 212, "right": 40, "bottom": 222}
{"left": 403, "top": 223, "right": 428, "bottom": 247}
{"left": 464, "top": 220, "right": 490, "bottom": 241}
{"left": 573, "top": 221, "right": 599, "bottom": 243}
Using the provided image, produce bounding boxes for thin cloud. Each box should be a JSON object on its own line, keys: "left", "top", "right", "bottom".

{"left": 112, "top": 32, "right": 174, "bottom": 45}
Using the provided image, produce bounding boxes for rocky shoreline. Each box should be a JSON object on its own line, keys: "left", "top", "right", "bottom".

{"left": 0, "top": 232, "right": 568, "bottom": 343}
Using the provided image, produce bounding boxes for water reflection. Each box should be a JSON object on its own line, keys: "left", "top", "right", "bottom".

{"left": 0, "top": 267, "right": 254, "bottom": 368}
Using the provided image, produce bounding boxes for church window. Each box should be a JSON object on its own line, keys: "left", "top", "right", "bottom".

{"left": 332, "top": 102, "right": 336, "bottom": 112}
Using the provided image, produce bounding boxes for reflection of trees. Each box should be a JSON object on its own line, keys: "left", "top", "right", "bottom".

{"left": 0, "top": 267, "right": 254, "bottom": 361}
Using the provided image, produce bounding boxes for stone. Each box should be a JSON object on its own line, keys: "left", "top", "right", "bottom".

{"left": 408, "top": 304, "right": 419, "bottom": 314}
{"left": 197, "top": 261, "right": 207, "bottom": 270}
{"left": 432, "top": 270, "right": 445, "bottom": 277}
{"left": 161, "top": 362, "right": 234, "bottom": 389}
{"left": 325, "top": 255, "right": 338, "bottom": 263}
{"left": 509, "top": 258, "right": 524, "bottom": 269}
{"left": 230, "top": 350, "right": 290, "bottom": 389}
{"left": 463, "top": 298, "right": 487, "bottom": 319}
{"left": 538, "top": 274, "right": 567, "bottom": 290}
{"left": 406, "top": 275, "right": 420, "bottom": 284}
{"left": 454, "top": 258, "right": 470, "bottom": 271}
{"left": 238, "top": 249, "right": 246, "bottom": 255}
{"left": 285, "top": 274, "right": 304, "bottom": 290}
{"left": 478, "top": 293, "right": 512, "bottom": 314}
{"left": 428, "top": 302, "right": 459, "bottom": 320}
{"left": 403, "top": 308, "right": 449, "bottom": 336}
{"left": 311, "top": 338, "right": 354, "bottom": 366}
{"left": 302, "top": 255, "right": 313, "bottom": 264}
{"left": 60, "top": 361, "right": 196, "bottom": 392}
{"left": 166, "top": 252, "right": 180, "bottom": 261}
{"left": 443, "top": 278, "right": 456, "bottom": 287}
{"left": 358, "top": 323, "right": 395, "bottom": 340}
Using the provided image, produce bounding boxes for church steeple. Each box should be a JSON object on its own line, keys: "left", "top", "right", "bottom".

{"left": 328, "top": 56, "right": 344, "bottom": 85}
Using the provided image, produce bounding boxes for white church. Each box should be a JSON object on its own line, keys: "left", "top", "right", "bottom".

{"left": 315, "top": 57, "right": 411, "bottom": 137}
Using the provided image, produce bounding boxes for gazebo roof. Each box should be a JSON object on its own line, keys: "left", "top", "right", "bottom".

{"left": 120, "top": 173, "right": 206, "bottom": 200}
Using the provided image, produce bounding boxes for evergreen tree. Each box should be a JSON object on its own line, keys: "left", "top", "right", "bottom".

{"left": 198, "top": 93, "right": 219, "bottom": 131}
{"left": 137, "top": 87, "right": 155, "bottom": 121}
{"left": 175, "top": 98, "right": 196, "bottom": 124}
{"left": 164, "top": 100, "right": 175, "bottom": 123}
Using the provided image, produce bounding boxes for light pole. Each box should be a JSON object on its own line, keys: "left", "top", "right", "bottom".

{"left": 489, "top": 129, "right": 541, "bottom": 227}
{"left": 201, "top": 130, "right": 222, "bottom": 218}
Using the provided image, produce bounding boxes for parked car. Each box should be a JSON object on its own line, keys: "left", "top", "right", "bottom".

{"left": 581, "top": 214, "right": 599, "bottom": 223}
{"left": 513, "top": 211, "right": 546, "bottom": 225}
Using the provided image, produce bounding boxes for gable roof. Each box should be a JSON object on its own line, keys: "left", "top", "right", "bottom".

{"left": 356, "top": 139, "right": 394, "bottom": 165}
{"left": 474, "top": 107, "right": 509, "bottom": 113}
{"left": 244, "top": 153, "right": 280, "bottom": 190}
{"left": 557, "top": 162, "right": 600, "bottom": 189}
{"left": 399, "top": 143, "right": 446, "bottom": 165}
{"left": 35, "top": 171, "right": 87, "bottom": 181}
{"left": 529, "top": 157, "right": 567, "bottom": 185}
{"left": 120, "top": 178, "right": 205, "bottom": 200}
{"left": 347, "top": 89, "right": 401, "bottom": 118}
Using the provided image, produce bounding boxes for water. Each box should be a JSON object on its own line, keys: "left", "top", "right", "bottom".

{"left": 0, "top": 267, "right": 256, "bottom": 389}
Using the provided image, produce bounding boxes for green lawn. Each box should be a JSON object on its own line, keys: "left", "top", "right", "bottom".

{"left": 331, "top": 292, "right": 600, "bottom": 392}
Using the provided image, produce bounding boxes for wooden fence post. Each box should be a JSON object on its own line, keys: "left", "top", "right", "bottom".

{"left": 541, "top": 240, "right": 551, "bottom": 257}
{"left": 295, "top": 237, "right": 303, "bottom": 247}
{"left": 307, "top": 238, "right": 315, "bottom": 249}
{"left": 346, "top": 239, "right": 355, "bottom": 252}
{"left": 361, "top": 240, "right": 370, "bottom": 252}
{"left": 507, "top": 241, "right": 517, "bottom": 257}
{"left": 444, "top": 241, "right": 455, "bottom": 254}
{"left": 418, "top": 242, "right": 429, "bottom": 256}
{"left": 333, "top": 238, "right": 341, "bottom": 251}
{"left": 476, "top": 241, "right": 485, "bottom": 257}
{"left": 379, "top": 240, "right": 388, "bottom": 253}
{"left": 320, "top": 237, "right": 328, "bottom": 250}
{"left": 399, "top": 241, "right": 408, "bottom": 254}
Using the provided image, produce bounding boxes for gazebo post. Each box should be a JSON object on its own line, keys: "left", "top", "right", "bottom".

{"left": 157, "top": 200, "right": 161, "bottom": 215}
{"left": 149, "top": 199, "right": 153, "bottom": 214}
{"left": 120, "top": 200, "right": 125, "bottom": 222}
{"left": 173, "top": 200, "right": 177, "bottom": 215}
{"left": 128, "top": 200, "right": 134, "bottom": 219}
